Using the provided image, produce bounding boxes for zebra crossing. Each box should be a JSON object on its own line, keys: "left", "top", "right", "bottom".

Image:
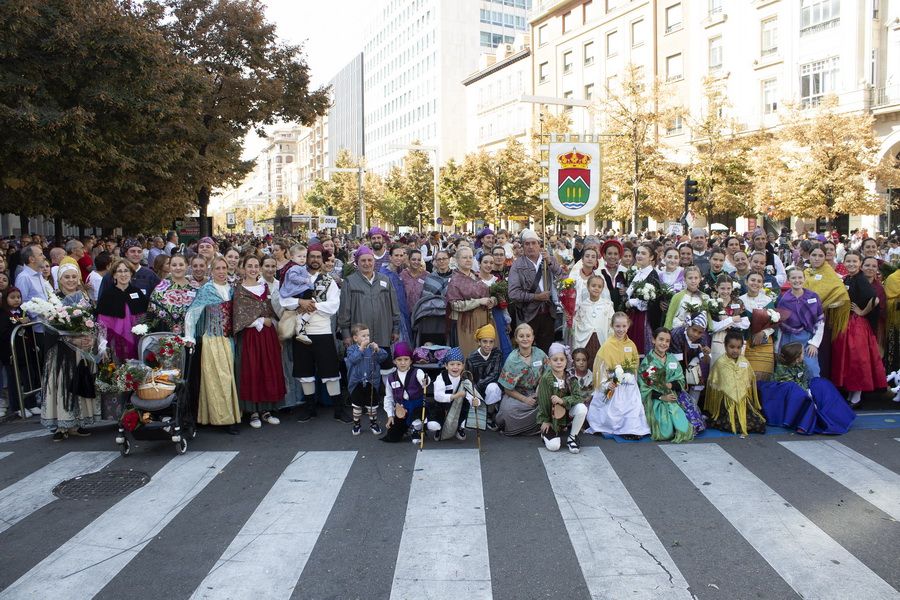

{"left": 0, "top": 440, "right": 897, "bottom": 600}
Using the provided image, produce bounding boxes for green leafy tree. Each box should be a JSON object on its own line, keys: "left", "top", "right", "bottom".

{"left": 151, "top": 0, "right": 330, "bottom": 237}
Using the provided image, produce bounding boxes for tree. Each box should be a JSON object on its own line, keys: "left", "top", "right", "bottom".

{"left": 753, "top": 95, "right": 900, "bottom": 220}
{"left": 689, "top": 78, "right": 757, "bottom": 222}
{"left": 495, "top": 137, "right": 541, "bottom": 223}
{"left": 378, "top": 166, "right": 414, "bottom": 229}
{"left": 597, "top": 63, "right": 682, "bottom": 232}
{"left": 0, "top": 0, "right": 203, "bottom": 239}
{"left": 438, "top": 158, "right": 477, "bottom": 229}
{"left": 152, "top": 0, "right": 330, "bottom": 237}
{"left": 402, "top": 147, "right": 436, "bottom": 231}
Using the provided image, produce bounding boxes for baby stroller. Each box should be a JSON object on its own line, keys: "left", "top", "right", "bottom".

{"left": 115, "top": 332, "right": 196, "bottom": 456}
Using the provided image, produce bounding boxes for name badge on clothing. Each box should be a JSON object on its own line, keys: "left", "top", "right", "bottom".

{"left": 532, "top": 360, "right": 542, "bottom": 367}
{"left": 444, "top": 386, "right": 453, "bottom": 393}
{"left": 390, "top": 381, "right": 401, "bottom": 389}
{"left": 739, "top": 361, "right": 748, "bottom": 368}
{"left": 624, "top": 347, "right": 632, "bottom": 353}
{"left": 806, "top": 298, "right": 817, "bottom": 304}
{"left": 668, "top": 362, "right": 678, "bottom": 369}
{"left": 129, "top": 292, "right": 139, "bottom": 299}
{"left": 814, "top": 274, "right": 823, "bottom": 281}
{"left": 380, "top": 281, "right": 387, "bottom": 288}
{"left": 554, "top": 380, "right": 565, "bottom": 389}
{"left": 731, "top": 303, "right": 741, "bottom": 309}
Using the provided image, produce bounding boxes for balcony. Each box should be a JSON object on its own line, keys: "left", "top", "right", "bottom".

{"left": 800, "top": 18, "right": 839, "bottom": 37}
{"left": 873, "top": 85, "right": 900, "bottom": 114}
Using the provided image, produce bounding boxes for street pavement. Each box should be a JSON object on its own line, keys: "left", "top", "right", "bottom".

{"left": 0, "top": 413, "right": 898, "bottom": 600}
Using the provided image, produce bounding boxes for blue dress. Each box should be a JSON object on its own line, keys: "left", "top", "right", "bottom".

{"left": 758, "top": 364, "right": 855, "bottom": 434}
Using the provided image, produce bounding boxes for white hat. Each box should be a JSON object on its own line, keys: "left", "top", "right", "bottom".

{"left": 520, "top": 229, "right": 540, "bottom": 242}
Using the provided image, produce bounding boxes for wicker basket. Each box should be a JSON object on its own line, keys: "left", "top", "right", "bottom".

{"left": 137, "top": 382, "right": 176, "bottom": 401}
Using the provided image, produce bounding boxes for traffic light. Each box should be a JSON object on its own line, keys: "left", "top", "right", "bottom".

{"left": 684, "top": 178, "right": 700, "bottom": 204}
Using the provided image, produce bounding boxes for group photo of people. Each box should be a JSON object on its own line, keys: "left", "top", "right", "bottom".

{"left": 2, "top": 223, "right": 898, "bottom": 452}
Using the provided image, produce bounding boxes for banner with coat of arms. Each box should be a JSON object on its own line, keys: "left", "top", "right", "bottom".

{"left": 547, "top": 143, "right": 601, "bottom": 218}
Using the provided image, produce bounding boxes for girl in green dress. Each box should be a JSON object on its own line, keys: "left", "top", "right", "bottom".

{"left": 638, "top": 327, "right": 694, "bottom": 443}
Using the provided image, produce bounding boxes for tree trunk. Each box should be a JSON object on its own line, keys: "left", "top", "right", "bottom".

{"left": 19, "top": 212, "right": 29, "bottom": 236}
{"left": 54, "top": 215, "right": 64, "bottom": 245}
{"left": 78, "top": 225, "right": 86, "bottom": 239}
{"left": 198, "top": 186, "right": 210, "bottom": 238}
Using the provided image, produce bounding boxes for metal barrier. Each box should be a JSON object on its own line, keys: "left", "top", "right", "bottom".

{"left": 10, "top": 322, "right": 44, "bottom": 417}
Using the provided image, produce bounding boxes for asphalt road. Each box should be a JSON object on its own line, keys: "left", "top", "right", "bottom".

{"left": 0, "top": 413, "right": 898, "bottom": 600}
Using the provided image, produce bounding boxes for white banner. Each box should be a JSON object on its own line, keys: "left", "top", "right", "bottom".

{"left": 548, "top": 143, "right": 601, "bottom": 218}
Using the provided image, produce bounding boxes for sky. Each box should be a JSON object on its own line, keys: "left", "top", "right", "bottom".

{"left": 243, "top": 0, "right": 373, "bottom": 158}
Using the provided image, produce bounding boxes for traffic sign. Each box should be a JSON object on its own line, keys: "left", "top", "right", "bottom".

{"left": 226, "top": 212, "right": 236, "bottom": 229}
{"left": 321, "top": 215, "right": 338, "bottom": 229}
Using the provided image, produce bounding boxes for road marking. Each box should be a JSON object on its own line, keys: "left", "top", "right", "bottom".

{"left": 0, "top": 451, "right": 118, "bottom": 534}
{"left": 0, "top": 429, "right": 51, "bottom": 444}
{"left": 0, "top": 451, "right": 237, "bottom": 599}
{"left": 391, "top": 449, "right": 491, "bottom": 600}
{"left": 191, "top": 451, "right": 356, "bottom": 600}
{"left": 542, "top": 447, "right": 693, "bottom": 599}
{"left": 780, "top": 441, "right": 900, "bottom": 521}
{"left": 663, "top": 444, "right": 900, "bottom": 600}
{"left": 0, "top": 452, "right": 10, "bottom": 461}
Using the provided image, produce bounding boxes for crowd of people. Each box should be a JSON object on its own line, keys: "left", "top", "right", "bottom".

{"left": 1, "top": 223, "right": 898, "bottom": 451}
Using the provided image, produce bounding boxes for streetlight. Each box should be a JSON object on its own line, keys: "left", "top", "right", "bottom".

{"left": 389, "top": 143, "right": 440, "bottom": 230}
{"left": 327, "top": 165, "right": 366, "bottom": 234}
{"left": 520, "top": 94, "right": 597, "bottom": 235}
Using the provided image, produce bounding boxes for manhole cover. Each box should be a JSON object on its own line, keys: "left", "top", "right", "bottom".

{"left": 53, "top": 470, "right": 150, "bottom": 500}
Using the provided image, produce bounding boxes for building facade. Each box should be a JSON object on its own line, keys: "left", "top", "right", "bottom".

{"left": 462, "top": 33, "right": 534, "bottom": 154}
{"left": 530, "top": 0, "right": 900, "bottom": 232}
{"left": 328, "top": 53, "right": 366, "bottom": 165}
{"left": 362, "top": 0, "right": 533, "bottom": 175}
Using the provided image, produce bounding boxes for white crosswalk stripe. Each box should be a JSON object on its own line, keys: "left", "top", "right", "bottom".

{"left": 781, "top": 440, "right": 900, "bottom": 520}
{"left": 662, "top": 443, "right": 900, "bottom": 600}
{"left": 0, "top": 451, "right": 237, "bottom": 600}
{"left": 542, "top": 447, "right": 693, "bottom": 599}
{"left": 0, "top": 452, "right": 10, "bottom": 461}
{"left": 0, "top": 451, "right": 118, "bottom": 534}
{"left": 191, "top": 451, "right": 356, "bottom": 600}
{"left": 391, "top": 449, "right": 492, "bottom": 600}
{"left": 0, "top": 429, "right": 50, "bottom": 444}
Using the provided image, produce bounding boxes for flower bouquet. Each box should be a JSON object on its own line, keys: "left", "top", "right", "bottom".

{"left": 556, "top": 278, "right": 577, "bottom": 328}
{"left": 131, "top": 323, "right": 149, "bottom": 337}
{"left": 657, "top": 283, "right": 676, "bottom": 305}
{"left": 120, "top": 408, "right": 154, "bottom": 433}
{"left": 489, "top": 280, "right": 508, "bottom": 309}
{"left": 605, "top": 357, "right": 637, "bottom": 400}
{"left": 114, "top": 361, "right": 152, "bottom": 393}
{"left": 703, "top": 296, "right": 727, "bottom": 318}
{"left": 96, "top": 361, "right": 120, "bottom": 394}
{"left": 23, "top": 296, "right": 103, "bottom": 360}
{"left": 641, "top": 364, "right": 668, "bottom": 392}
{"left": 630, "top": 279, "right": 658, "bottom": 303}
{"left": 157, "top": 335, "right": 186, "bottom": 370}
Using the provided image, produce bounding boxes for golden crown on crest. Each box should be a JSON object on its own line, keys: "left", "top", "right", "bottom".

{"left": 557, "top": 149, "right": 591, "bottom": 170}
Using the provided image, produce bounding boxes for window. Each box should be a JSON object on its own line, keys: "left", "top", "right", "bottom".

{"left": 708, "top": 0, "right": 722, "bottom": 16}
{"left": 539, "top": 61, "right": 550, "bottom": 83}
{"left": 563, "top": 51, "right": 573, "bottom": 73}
{"left": 800, "top": 0, "right": 840, "bottom": 35}
{"left": 665, "top": 3, "right": 682, "bottom": 33}
{"left": 800, "top": 56, "right": 838, "bottom": 106}
{"left": 761, "top": 18, "right": 778, "bottom": 56}
{"left": 584, "top": 0, "right": 597, "bottom": 22}
{"left": 563, "top": 90, "right": 574, "bottom": 111}
{"left": 562, "top": 10, "right": 572, "bottom": 33}
{"left": 708, "top": 36, "right": 723, "bottom": 72}
{"left": 538, "top": 24, "right": 548, "bottom": 46}
{"left": 631, "top": 19, "right": 645, "bottom": 46}
{"left": 583, "top": 41, "right": 595, "bottom": 65}
{"left": 606, "top": 0, "right": 618, "bottom": 10}
{"left": 666, "top": 115, "right": 683, "bottom": 135}
{"left": 480, "top": 31, "right": 492, "bottom": 47}
{"left": 666, "top": 53, "right": 683, "bottom": 81}
{"left": 606, "top": 74, "right": 618, "bottom": 91}
{"left": 606, "top": 30, "right": 619, "bottom": 57}
{"left": 762, "top": 78, "right": 778, "bottom": 114}
{"left": 584, "top": 83, "right": 594, "bottom": 100}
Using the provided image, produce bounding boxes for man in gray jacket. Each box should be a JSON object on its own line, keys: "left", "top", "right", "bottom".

{"left": 507, "top": 229, "right": 562, "bottom": 352}
{"left": 338, "top": 245, "right": 401, "bottom": 381}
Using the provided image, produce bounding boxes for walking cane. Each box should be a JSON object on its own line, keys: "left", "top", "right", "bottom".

{"left": 419, "top": 373, "right": 431, "bottom": 451}
{"left": 463, "top": 370, "right": 484, "bottom": 451}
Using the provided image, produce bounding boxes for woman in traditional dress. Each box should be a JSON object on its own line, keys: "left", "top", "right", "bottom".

{"left": 146, "top": 254, "right": 196, "bottom": 336}
{"left": 776, "top": 267, "right": 824, "bottom": 377}
{"left": 477, "top": 252, "right": 512, "bottom": 361}
{"left": 189, "top": 255, "right": 208, "bottom": 289}
{"left": 568, "top": 247, "right": 601, "bottom": 305}
{"left": 495, "top": 323, "right": 546, "bottom": 436}
{"left": 446, "top": 246, "right": 495, "bottom": 357}
{"left": 41, "top": 263, "right": 99, "bottom": 441}
{"left": 731, "top": 250, "right": 751, "bottom": 296}
{"left": 152, "top": 254, "right": 170, "bottom": 280}
{"left": 740, "top": 271, "right": 778, "bottom": 380}
{"left": 822, "top": 240, "right": 847, "bottom": 278}
{"left": 272, "top": 238, "right": 293, "bottom": 282}
{"left": 96, "top": 259, "right": 149, "bottom": 361}
{"left": 183, "top": 256, "right": 241, "bottom": 434}
{"left": 701, "top": 248, "right": 728, "bottom": 295}
{"left": 571, "top": 275, "right": 613, "bottom": 366}
{"left": 831, "top": 251, "right": 887, "bottom": 406}
{"left": 884, "top": 267, "right": 900, "bottom": 385}
{"left": 233, "top": 255, "right": 285, "bottom": 429}
{"left": 196, "top": 236, "right": 218, "bottom": 270}
{"left": 638, "top": 327, "right": 695, "bottom": 443}
{"left": 862, "top": 256, "right": 887, "bottom": 354}
{"left": 804, "top": 244, "right": 850, "bottom": 378}
{"left": 722, "top": 235, "right": 743, "bottom": 273}
{"left": 664, "top": 266, "right": 708, "bottom": 330}
{"left": 625, "top": 243, "right": 662, "bottom": 355}
{"left": 400, "top": 249, "right": 428, "bottom": 313}
{"left": 223, "top": 247, "right": 241, "bottom": 286}
{"left": 586, "top": 312, "right": 648, "bottom": 439}
{"left": 657, "top": 247, "right": 685, "bottom": 315}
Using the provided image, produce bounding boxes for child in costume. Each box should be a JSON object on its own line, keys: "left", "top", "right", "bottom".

{"left": 667, "top": 311, "right": 710, "bottom": 433}
{"left": 664, "top": 266, "right": 709, "bottom": 330}
{"left": 571, "top": 275, "right": 614, "bottom": 366}
{"left": 429, "top": 347, "right": 477, "bottom": 441}
{"left": 279, "top": 263, "right": 313, "bottom": 344}
{"left": 537, "top": 343, "right": 587, "bottom": 453}
{"left": 706, "top": 330, "right": 766, "bottom": 436}
{"left": 466, "top": 323, "right": 503, "bottom": 431}
{"left": 706, "top": 274, "right": 749, "bottom": 366}
{"left": 638, "top": 327, "right": 696, "bottom": 443}
{"left": 757, "top": 342, "right": 855, "bottom": 435}
{"left": 571, "top": 348, "right": 593, "bottom": 406}
{"left": 383, "top": 341, "right": 429, "bottom": 443}
{"left": 586, "top": 312, "right": 650, "bottom": 440}
{"left": 345, "top": 323, "right": 388, "bottom": 436}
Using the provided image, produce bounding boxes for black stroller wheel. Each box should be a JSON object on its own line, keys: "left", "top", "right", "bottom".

{"left": 120, "top": 438, "right": 131, "bottom": 456}
{"left": 175, "top": 437, "right": 187, "bottom": 455}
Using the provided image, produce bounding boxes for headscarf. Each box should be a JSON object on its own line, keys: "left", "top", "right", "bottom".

{"left": 683, "top": 311, "right": 707, "bottom": 329}
{"left": 355, "top": 246, "right": 374, "bottom": 260}
{"left": 884, "top": 268, "right": 900, "bottom": 330}
{"left": 393, "top": 341, "right": 413, "bottom": 358}
{"left": 123, "top": 238, "right": 141, "bottom": 251}
{"left": 520, "top": 229, "right": 540, "bottom": 242}
{"left": 804, "top": 262, "right": 850, "bottom": 338}
{"left": 307, "top": 243, "right": 325, "bottom": 255}
{"left": 600, "top": 239, "right": 623, "bottom": 257}
{"left": 57, "top": 262, "right": 80, "bottom": 279}
{"left": 592, "top": 334, "right": 638, "bottom": 388}
{"left": 368, "top": 227, "right": 387, "bottom": 238}
{"left": 548, "top": 342, "right": 567, "bottom": 358}
{"left": 440, "top": 346, "right": 464, "bottom": 365}
{"left": 474, "top": 323, "right": 496, "bottom": 341}
{"left": 476, "top": 227, "right": 494, "bottom": 239}
{"left": 198, "top": 236, "right": 215, "bottom": 247}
